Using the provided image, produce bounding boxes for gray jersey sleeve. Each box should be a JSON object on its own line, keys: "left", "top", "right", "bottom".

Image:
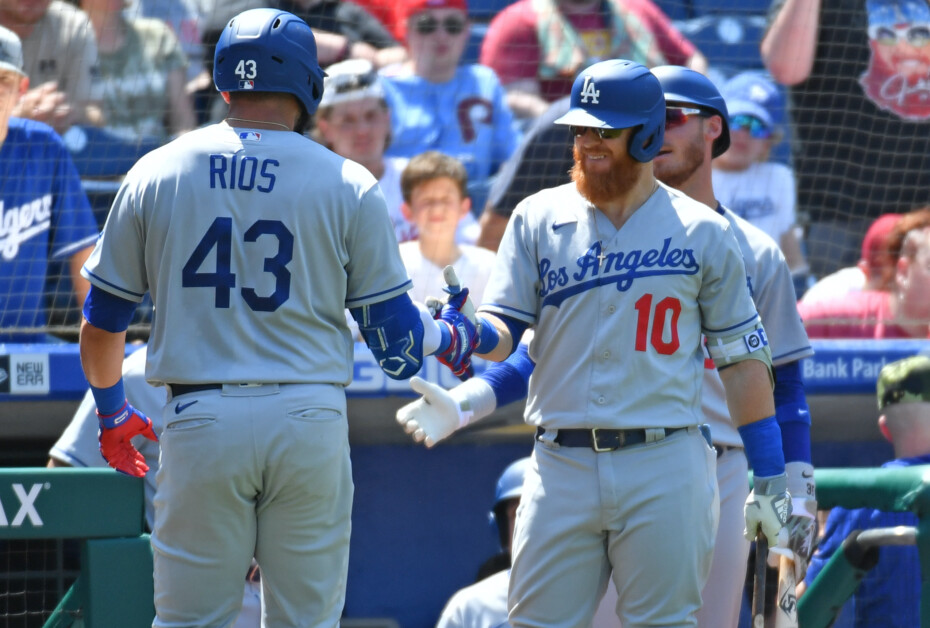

{"left": 81, "top": 166, "right": 149, "bottom": 301}
{"left": 697, "top": 219, "right": 760, "bottom": 339}
{"left": 479, "top": 196, "right": 545, "bottom": 324}
{"left": 344, "top": 183, "right": 411, "bottom": 309}
{"left": 725, "top": 208, "right": 813, "bottom": 365}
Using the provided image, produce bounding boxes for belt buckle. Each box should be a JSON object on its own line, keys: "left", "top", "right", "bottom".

{"left": 591, "top": 428, "right": 620, "bottom": 452}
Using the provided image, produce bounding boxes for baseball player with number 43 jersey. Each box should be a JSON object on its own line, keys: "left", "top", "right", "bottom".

{"left": 415, "top": 60, "right": 792, "bottom": 627}
{"left": 77, "top": 8, "right": 476, "bottom": 626}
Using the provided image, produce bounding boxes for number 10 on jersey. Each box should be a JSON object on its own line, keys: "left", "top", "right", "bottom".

{"left": 634, "top": 294, "right": 681, "bottom": 355}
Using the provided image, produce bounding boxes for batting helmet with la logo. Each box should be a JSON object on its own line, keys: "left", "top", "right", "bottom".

{"left": 555, "top": 59, "right": 665, "bottom": 162}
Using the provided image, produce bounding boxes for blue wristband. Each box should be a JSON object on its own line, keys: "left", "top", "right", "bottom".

{"left": 482, "top": 342, "right": 534, "bottom": 408}
{"left": 90, "top": 379, "right": 126, "bottom": 416}
{"left": 738, "top": 415, "right": 785, "bottom": 478}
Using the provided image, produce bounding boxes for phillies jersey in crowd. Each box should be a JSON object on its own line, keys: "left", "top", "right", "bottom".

{"left": 381, "top": 64, "right": 518, "bottom": 184}
{"left": 0, "top": 118, "right": 98, "bottom": 341}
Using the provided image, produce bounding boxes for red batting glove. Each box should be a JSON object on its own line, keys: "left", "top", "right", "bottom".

{"left": 97, "top": 401, "right": 158, "bottom": 477}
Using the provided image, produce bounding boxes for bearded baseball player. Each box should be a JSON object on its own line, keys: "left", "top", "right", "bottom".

{"left": 78, "top": 8, "right": 476, "bottom": 626}
{"left": 397, "top": 59, "right": 792, "bottom": 627}
{"left": 400, "top": 67, "right": 817, "bottom": 627}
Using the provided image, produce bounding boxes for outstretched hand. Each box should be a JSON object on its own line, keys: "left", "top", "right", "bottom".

{"left": 395, "top": 376, "right": 468, "bottom": 447}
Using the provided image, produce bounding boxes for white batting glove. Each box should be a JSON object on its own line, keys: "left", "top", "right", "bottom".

{"left": 768, "top": 462, "right": 817, "bottom": 580}
{"left": 744, "top": 472, "right": 792, "bottom": 547}
{"left": 395, "top": 376, "right": 497, "bottom": 447}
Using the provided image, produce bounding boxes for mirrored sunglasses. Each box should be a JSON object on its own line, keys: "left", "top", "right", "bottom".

{"left": 868, "top": 23, "right": 930, "bottom": 47}
{"left": 665, "top": 106, "right": 705, "bottom": 130}
{"left": 414, "top": 14, "right": 467, "bottom": 36}
{"left": 569, "top": 125, "right": 625, "bottom": 140}
{"left": 730, "top": 114, "right": 772, "bottom": 139}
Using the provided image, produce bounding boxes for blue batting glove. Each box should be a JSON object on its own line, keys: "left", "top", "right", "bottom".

{"left": 435, "top": 288, "right": 478, "bottom": 378}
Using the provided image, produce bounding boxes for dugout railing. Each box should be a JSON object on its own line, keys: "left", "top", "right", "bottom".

{"left": 1, "top": 466, "right": 930, "bottom": 626}
{"left": 799, "top": 466, "right": 930, "bottom": 628}
{"left": 0, "top": 468, "right": 152, "bottom": 627}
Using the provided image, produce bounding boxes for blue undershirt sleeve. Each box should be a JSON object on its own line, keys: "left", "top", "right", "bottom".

{"left": 480, "top": 342, "right": 535, "bottom": 408}
{"left": 82, "top": 284, "right": 138, "bottom": 333}
{"left": 773, "top": 360, "right": 812, "bottom": 464}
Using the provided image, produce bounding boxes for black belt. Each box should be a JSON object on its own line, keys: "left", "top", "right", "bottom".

{"left": 714, "top": 444, "right": 742, "bottom": 459}
{"left": 168, "top": 383, "right": 222, "bottom": 397}
{"left": 536, "top": 426, "right": 687, "bottom": 453}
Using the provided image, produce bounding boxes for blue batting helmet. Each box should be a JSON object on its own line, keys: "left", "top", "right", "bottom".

{"left": 213, "top": 8, "right": 326, "bottom": 116}
{"left": 489, "top": 457, "right": 531, "bottom": 550}
{"left": 651, "top": 65, "right": 731, "bottom": 158}
{"left": 554, "top": 59, "right": 665, "bottom": 162}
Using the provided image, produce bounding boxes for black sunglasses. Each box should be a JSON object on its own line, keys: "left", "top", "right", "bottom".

{"left": 569, "top": 125, "right": 625, "bottom": 140}
{"left": 413, "top": 14, "right": 467, "bottom": 36}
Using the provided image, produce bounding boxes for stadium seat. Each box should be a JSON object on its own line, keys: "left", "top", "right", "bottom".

{"left": 652, "top": 0, "right": 693, "bottom": 21}
{"left": 674, "top": 14, "right": 767, "bottom": 74}
{"left": 462, "top": 22, "right": 489, "bottom": 66}
{"left": 468, "top": 0, "right": 519, "bottom": 23}
{"left": 63, "top": 126, "right": 161, "bottom": 179}
{"left": 690, "top": 0, "right": 770, "bottom": 16}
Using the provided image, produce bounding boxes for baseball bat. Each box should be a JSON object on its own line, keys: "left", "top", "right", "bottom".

{"left": 774, "top": 554, "right": 799, "bottom": 628}
{"left": 752, "top": 533, "right": 768, "bottom": 628}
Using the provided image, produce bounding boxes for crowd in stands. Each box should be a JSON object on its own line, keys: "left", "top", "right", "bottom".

{"left": 3, "top": 0, "right": 930, "bottom": 342}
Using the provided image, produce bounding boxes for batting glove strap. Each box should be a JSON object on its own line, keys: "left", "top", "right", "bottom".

{"left": 786, "top": 461, "right": 816, "bottom": 501}
{"left": 451, "top": 377, "right": 497, "bottom": 427}
{"left": 754, "top": 473, "right": 787, "bottom": 496}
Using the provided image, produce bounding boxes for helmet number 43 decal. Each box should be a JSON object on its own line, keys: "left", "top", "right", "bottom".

{"left": 235, "top": 59, "right": 258, "bottom": 79}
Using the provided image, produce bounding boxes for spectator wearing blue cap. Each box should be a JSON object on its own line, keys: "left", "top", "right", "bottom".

{"left": 712, "top": 72, "right": 809, "bottom": 277}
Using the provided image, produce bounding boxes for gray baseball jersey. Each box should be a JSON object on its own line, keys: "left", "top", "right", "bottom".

{"left": 701, "top": 206, "right": 813, "bottom": 448}
{"left": 82, "top": 121, "right": 412, "bottom": 626}
{"left": 479, "top": 182, "right": 762, "bottom": 430}
{"left": 82, "top": 122, "right": 411, "bottom": 387}
{"left": 436, "top": 569, "right": 510, "bottom": 628}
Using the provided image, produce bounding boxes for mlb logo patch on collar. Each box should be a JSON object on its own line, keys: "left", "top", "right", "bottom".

{"left": 239, "top": 131, "right": 262, "bottom": 141}
{"left": 239, "top": 80, "right": 254, "bottom": 90}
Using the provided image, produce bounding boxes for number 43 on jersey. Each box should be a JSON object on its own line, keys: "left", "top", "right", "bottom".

{"left": 182, "top": 217, "right": 294, "bottom": 313}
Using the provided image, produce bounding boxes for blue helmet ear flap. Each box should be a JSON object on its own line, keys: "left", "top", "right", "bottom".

{"left": 629, "top": 122, "right": 665, "bottom": 163}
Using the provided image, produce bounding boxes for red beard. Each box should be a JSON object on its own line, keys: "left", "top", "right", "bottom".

{"left": 570, "top": 144, "right": 645, "bottom": 207}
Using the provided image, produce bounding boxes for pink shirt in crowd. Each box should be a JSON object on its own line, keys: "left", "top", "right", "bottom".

{"left": 479, "top": 0, "right": 695, "bottom": 102}
{"left": 797, "top": 290, "right": 913, "bottom": 339}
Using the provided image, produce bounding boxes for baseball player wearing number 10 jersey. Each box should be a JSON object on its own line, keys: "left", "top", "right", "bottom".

{"left": 449, "top": 60, "right": 790, "bottom": 627}
{"left": 78, "top": 9, "right": 476, "bottom": 626}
